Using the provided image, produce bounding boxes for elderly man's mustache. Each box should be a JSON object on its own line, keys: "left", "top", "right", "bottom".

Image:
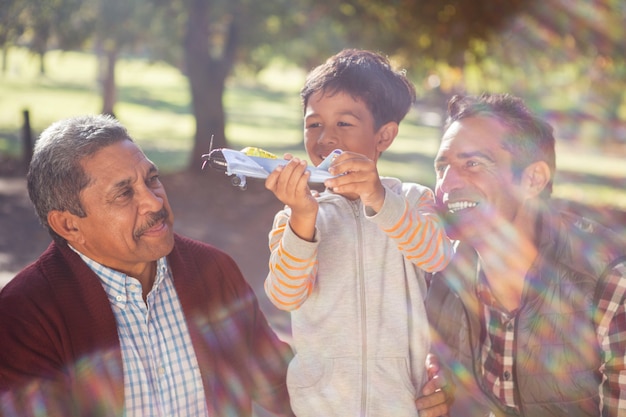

{"left": 134, "top": 208, "right": 169, "bottom": 238}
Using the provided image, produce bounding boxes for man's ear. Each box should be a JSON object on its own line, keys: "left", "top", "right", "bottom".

{"left": 521, "top": 161, "right": 551, "bottom": 198}
{"left": 375, "top": 121, "right": 399, "bottom": 153}
{"left": 48, "top": 210, "right": 84, "bottom": 244}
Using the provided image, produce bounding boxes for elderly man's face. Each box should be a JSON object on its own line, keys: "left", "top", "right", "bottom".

{"left": 71, "top": 139, "right": 175, "bottom": 277}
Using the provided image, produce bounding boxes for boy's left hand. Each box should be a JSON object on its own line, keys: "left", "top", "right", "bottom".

{"left": 323, "top": 151, "right": 385, "bottom": 212}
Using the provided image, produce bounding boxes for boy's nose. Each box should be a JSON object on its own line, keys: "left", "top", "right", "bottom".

{"left": 317, "top": 129, "right": 338, "bottom": 146}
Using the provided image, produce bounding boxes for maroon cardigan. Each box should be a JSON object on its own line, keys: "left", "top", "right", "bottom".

{"left": 0, "top": 234, "right": 294, "bottom": 417}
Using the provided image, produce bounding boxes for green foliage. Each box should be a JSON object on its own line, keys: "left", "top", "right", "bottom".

{"left": 1, "top": 48, "right": 625, "bottom": 211}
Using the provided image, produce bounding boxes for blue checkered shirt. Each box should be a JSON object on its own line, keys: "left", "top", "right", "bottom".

{"left": 74, "top": 249, "right": 209, "bottom": 417}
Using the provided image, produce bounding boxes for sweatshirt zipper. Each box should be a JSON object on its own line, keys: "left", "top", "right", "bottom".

{"left": 351, "top": 200, "right": 368, "bottom": 416}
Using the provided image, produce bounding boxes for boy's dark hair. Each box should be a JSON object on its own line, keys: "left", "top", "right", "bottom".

{"left": 445, "top": 93, "right": 556, "bottom": 199}
{"left": 300, "top": 49, "right": 416, "bottom": 131}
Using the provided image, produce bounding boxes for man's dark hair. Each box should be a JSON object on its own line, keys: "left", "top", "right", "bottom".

{"left": 445, "top": 93, "right": 556, "bottom": 199}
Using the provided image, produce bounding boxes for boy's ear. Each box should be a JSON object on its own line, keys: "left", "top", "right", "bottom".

{"left": 48, "top": 210, "right": 85, "bottom": 244}
{"left": 375, "top": 121, "right": 398, "bottom": 153}
{"left": 521, "top": 161, "right": 551, "bottom": 198}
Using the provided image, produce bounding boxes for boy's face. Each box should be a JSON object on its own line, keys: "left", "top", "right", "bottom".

{"left": 304, "top": 90, "right": 386, "bottom": 166}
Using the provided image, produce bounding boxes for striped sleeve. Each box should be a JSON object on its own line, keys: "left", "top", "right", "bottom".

{"left": 371, "top": 185, "right": 453, "bottom": 273}
{"left": 264, "top": 210, "right": 318, "bottom": 311}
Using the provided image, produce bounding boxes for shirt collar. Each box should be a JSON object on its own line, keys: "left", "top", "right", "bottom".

{"left": 68, "top": 245, "right": 169, "bottom": 308}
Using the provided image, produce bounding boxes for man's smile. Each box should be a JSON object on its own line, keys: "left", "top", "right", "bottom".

{"left": 446, "top": 200, "right": 479, "bottom": 213}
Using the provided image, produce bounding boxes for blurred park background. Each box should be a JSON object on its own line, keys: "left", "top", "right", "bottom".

{"left": 0, "top": 0, "right": 625, "bottom": 210}
{"left": 0, "top": 4, "right": 625, "bottom": 405}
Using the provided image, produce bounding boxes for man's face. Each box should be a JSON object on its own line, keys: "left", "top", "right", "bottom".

{"left": 434, "top": 116, "right": 524, "bottom": 242}
{"left": 303, "top": 90, "right": 385, "bottom": 166}
{"left": 71, "top": 140, "right": 175, "bottom": 276}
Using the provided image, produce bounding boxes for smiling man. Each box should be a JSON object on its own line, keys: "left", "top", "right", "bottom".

{"left": 0, "top": 115, "right": 294, "bottom": 417}
{"left": 426, "top": 93, "right": 626, "bottom": 416}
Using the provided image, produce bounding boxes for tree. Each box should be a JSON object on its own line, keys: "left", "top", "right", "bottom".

{"left": 95, "top": 0, "right": 157, "bottom": 116}
{"left": 148, "top": 0, "right": 315, "bottom": 170}
{"left": 182, "top": 0, "right": 237, "bottom": 167}
{"left": 0, "top": 0, "right": 27, "bottom": 74}
{"left": 145, "top": 0, "right": 542, "bottom": 170}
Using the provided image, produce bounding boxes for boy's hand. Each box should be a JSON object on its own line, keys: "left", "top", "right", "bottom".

{"left": 323, "top": 151, "right": 385, "bottom": 212}
{"left": 265, "top": 155, "right": 318, "bottom": 241}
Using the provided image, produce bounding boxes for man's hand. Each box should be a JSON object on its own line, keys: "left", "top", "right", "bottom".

{"left": 415, "top": 353, "right": 454, "bottom": 417}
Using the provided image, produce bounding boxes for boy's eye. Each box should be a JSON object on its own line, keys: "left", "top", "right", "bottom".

{"left": 337, "top": 121, "right": 352, "bottom": 127}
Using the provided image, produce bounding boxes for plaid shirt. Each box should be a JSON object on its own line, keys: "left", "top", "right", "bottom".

{"left": 477, "top": 261, "right": 626, "bottom": 413}
{"left": 74, "top": 250, "right": 209, "bottom": 417}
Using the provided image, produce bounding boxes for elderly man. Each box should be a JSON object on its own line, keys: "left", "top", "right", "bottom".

{"left": 0, "top": 115, "right": 294, "bottom": 417}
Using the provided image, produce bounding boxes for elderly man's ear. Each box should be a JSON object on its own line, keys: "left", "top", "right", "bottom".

{"left": 48, "top": 210, "right": 85, "bottom": 244}
{"left": 521, "top": 161, "right": 551, "bottom": 199}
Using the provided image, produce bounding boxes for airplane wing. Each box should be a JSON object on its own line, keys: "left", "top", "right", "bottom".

{"left": 221, "top": 149, "right": 272, "bottom": 179}
{"left": 202, "top": 147, "right": 341, "bottom": 188}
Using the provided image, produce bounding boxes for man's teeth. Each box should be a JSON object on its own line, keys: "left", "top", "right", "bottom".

{"left": 447, "top": 201, "right": 478, "bottom": 213}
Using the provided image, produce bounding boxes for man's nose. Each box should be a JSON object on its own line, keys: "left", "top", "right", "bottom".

{"left": 438, "top": 165, "right": 464, "bottom": 194}
{"left": 137, "top": 187, "right": 163, "bottom": 213}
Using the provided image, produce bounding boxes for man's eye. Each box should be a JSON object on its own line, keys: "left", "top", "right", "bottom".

{"left": 148, "top": 175, "right": 161, "bottom": 185}
{"left": 466, "top": 160, "right": 480, "bottom": 168}
{"left": 119, "top": 189, "right": 133, "bottom": 199}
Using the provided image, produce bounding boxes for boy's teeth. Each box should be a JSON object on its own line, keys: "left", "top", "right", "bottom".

{"left": 448, "top": 201, "right": 478, "bottom": 213}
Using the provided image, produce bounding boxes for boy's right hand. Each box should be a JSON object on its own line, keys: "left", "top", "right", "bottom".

{"left": 265, "top": 155, "right": 319, "bottom": 241}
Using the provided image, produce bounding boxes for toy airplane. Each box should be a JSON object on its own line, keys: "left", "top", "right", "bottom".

{"left": 202, "top": 146, "right": 342, "bottom": 190}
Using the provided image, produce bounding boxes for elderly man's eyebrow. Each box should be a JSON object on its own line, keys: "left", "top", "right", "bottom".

{"left": 109, "top": 163, "right": 159, "bottom": 193}
{"left": 110, "top": 177, "right": 132, "bottom": 194}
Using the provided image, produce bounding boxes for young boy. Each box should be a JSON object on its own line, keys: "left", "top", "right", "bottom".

{"left": 264, "top": 49, "right": 453, "bottom": 417}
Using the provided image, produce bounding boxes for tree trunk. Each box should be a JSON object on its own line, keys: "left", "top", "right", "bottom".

{"left": 101, "top": 47, "right": 117, "bottom": 117}
{"left": 1, "top": 47, "right": 8, "bottom": 74}
{"left": 38, "top": 51, "right": 46, "bottom": 75}
{"left": 183, "top": 0, "right": 238, "bottom": 172}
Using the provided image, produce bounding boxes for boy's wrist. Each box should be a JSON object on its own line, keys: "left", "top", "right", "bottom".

{"left": 288, "top": 211, "right": 317, "bottom": 242}
{"left": 363, "top": 186, "right": 386, "bottom": 213}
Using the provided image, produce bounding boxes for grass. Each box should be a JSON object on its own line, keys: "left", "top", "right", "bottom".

{"left": 1, "top": 47, "right": 625, "bottom": 210}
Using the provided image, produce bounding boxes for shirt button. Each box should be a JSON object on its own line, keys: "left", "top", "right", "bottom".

{"left": 504, "top": 371, "right": 511, "bottom": 380}
{"left": 129, "top": 284, "right": 137, "bottom": 292}
{"left": 116, "top": 295, "right": 123, "bottom": 302}
{"left": 158, "top": 367, "right": 165, "bottom": 376}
